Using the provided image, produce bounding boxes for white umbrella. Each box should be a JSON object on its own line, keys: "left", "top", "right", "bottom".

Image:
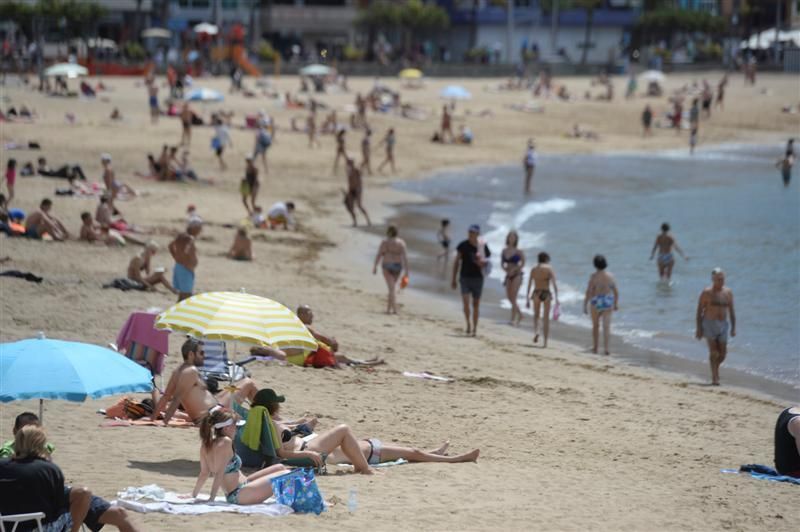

{"left": 141, "top": 28, "right": 171, "bottom": 39}
{"left": 194, "top": 23, "right": 219, "bottom": 36}
{"left": 440, "top": 85, "right": 472, "bottom": 100}
{"left": 299, "top": 64, "right": 332, "bottom": 77}
{"left": 44, "top": 63, "right": 88, "bottom": 79}
{"left": 639, "top": 70, "right": 666, "bottom": 84}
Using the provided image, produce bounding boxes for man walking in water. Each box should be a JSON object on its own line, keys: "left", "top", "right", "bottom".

{"left": 695, "top": 268, "right": 736, "bottom": 386}
{"left": 452, "top": 224, "right": 490, "bottom": 336}
{"left": 169, "top": 219, "right": 202, "bottom": 301}
{"left": 649, "top": 223, "right": 688, "bottom": 282}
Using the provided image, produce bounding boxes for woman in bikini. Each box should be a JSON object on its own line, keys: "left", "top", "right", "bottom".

{"left": 526, "top": 251, "right": 559, "bottom": 347}
{"left": 240, "top": 156, "right": 259, "bottom": 215}
{"left": 191, "top": 408, "right": 287, "bottom": 504}
{"left": 583, "top": 254, "right": 619, "bottom": 355}
{"left": 501, "top": 231, "right": 526, "bottom": 326}
{"left": 265, "top": 390, "right": 479, "bottom": 471}
{"left": 373, "top": 225, "right": 408, "bottom": 314}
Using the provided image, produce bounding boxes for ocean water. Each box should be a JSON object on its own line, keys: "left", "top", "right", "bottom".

{"left": 395, "top": 143, "right": 800, "bottom": 389}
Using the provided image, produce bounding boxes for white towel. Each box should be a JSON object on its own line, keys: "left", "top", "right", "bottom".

{"left": 116, "top": 485, "right": 293, "bottom": 517}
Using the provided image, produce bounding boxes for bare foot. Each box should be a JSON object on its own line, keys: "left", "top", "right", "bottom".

{"left": 431, "top": 441, "right": 450, "bottom": 455}
{"left": 471, "top": 330, "right": 477, "bottom": 337}
{"left": 465, "top": 325, "right": 471, "bottom": 335}
{"left": 465, "top": 449, "right": 480, "bottom": 462}
{"left": 592, "top": 347, "right": 598, "bottom": 354}
{"left": 533, "top": 334, "right": 539, "bottom": 344}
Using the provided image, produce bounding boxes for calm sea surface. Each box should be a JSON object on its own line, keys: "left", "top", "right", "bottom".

{"left": 395, "top": 143, "right": 800, "bottom": 389}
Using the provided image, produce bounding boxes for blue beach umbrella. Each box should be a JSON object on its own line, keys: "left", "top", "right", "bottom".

{"left": 440, "top": 85, "right": 472, "bottom": 100}
{"left": 0, "top": 336, "right": 153, "bottom": 421}
{"left": 185, "top": 88, "right": 224, "bottom": 102}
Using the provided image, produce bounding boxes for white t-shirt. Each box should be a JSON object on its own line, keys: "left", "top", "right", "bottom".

{"left": 525, "top": 148, "right": 537, "bottom": 167}
{"left": 268, "top": 202, "right": 292, "bottom": 224}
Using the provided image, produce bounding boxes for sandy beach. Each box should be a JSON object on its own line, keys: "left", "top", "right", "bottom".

{"left": 1, "top": 71, "right": 798, "bottom": 531}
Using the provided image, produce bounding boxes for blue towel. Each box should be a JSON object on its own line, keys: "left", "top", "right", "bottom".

{"left": 721, "top": 464, "right": 800, "bottom": 485}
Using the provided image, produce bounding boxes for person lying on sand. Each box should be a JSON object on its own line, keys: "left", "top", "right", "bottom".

{"left": 227, "top": 228, "right": 252, "bottom": 261}
{"left": 566, "top": 123, "right": 599, "bottom": 141}
{"left": 266, "top": 389, "right": 480, "bottom": 473}
{"left": 128, "top": 241, "right": 177, "bottom": 293}
{"left": 153, "top": 339, "right": 259, "bottom": 425}
{"left": 25, "top": 198, "right": 69, "bottom": 240}
{"left": 37, "top": 157, "right": 87, "bottom": 181}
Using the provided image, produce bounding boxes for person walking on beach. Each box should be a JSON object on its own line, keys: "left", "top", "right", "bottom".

{"left": 695, "top": 268, "right": 736, "bottom": 386}
{"left": 101, "top": 154, "right": 135, "bottom": 213}
{"left": 642, "top": 105, "right": 653, "bottom": 137}
{"left": 373, "top": 225, "right": 409, "bottom": 314}
{"left": 776, "top": 138, "right": 795, "bottom": 187}
{"left": 436, "top": 218, "right": 451, "bottom": 269}
{"left": 689, "top": 124, "right": 699, "bottom": 155}
{"left": 168, "top": 219, "right": 202, "bottom": 302}
{"left": 501, "top": 230, "right": 525, "bottom": 326}
{"left": 211, "top": 116, "right": 232, "bottom": 171}
{"left": 649, "top": 223, "right": 688, "bottom": 282}
{"left": 4, "top": 159, "right": 16, "bottom": 205}
{"left": 147, "top": 81, "right": 159, "bottom": 124}
{"left": 343, "top": 157, "right": 371, "bottom": 226}
{"left": 583, "top": 255, "right": 618, "bottom": 355}
{"left": 253, "top": 120, "right": 272, "bottom": 173}
{"left": 440, "top": 104, "right": 454, "bottom": 143}
{"left": 360, "top": 128, "right": 373, "bottom": 176}
{"left": 377, "top": 128, "right": 396, "bottom": 174}
{"left": 523, "top": 139, "right": 537, "bottom": 195}
{"left": 307, "top": 112, "right": 320, "bottom": 148}
{"left": 526, "top": 251, "right": 559, "bottom": 347}
{"left": 333, "top": 128, "right": 347, "bottom": 174}
{"left": 180, "top": 102, "right": 192, "bottom": 145}
{"left": 241, "top": 155, "right": 259, "bottom": 215}
{"left": 452, "top": 224, "right": 491, "bottom": 337}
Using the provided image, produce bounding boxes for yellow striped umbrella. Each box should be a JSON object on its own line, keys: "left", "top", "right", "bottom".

{"left": 155, "top": 291, "right": 317, "bottom": 351}
{"left": 399, "top": 68, "right": 423, "bottom": 79}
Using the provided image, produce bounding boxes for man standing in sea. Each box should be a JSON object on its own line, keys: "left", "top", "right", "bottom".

{"left": 695, "top": 268, "right": 736, "bottom": 386}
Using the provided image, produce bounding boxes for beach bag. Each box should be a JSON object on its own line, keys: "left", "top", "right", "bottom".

{"left": 304, "top": 345, "right": 337, "bottom": 368}
{"left": 271, "top": 468, "right": 325, "bottom": 514}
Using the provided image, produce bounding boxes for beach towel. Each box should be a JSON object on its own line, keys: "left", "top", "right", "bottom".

{"left": 100, "top": 419, "right": 194, "bottom": 429}
{"left": 116, "top": 484, "right": 293, "bottom": 516}
{"left": 116, "top": 311, "right": 169, "bottom": 359}
{"left": 241, "top": 406, "right": 279, "bottom": 451}
{"left": 721, "top": 465, "right": 800, "bottom": 485}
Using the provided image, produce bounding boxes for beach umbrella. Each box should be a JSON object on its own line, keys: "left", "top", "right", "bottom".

{"left": 185, "top": 87, "right": 224, "bottom": 102}
{"left": 639, "top": 70, "right": 666, "bottom": 84}
{"left": 155, "top": 291, "right": 318, "bottom": 352}
{"left": 194, "top": 22, "right": 219, "bottom": 36}
{"left": 399, "top": 68, "right": 423, "bottom": 79}
{"left": 141, "top": 28, "right": 171, "bottom": 39}
{"left": 0, "top": 335, "right": 153, "bottom": 421}
{"left": 440, "top": 85, "right": 472, "bottom": 100}
{"left": 299, "top": 64, "right": 332, "bottom": 77}
{"left": 43, "top": 63, "right": 88, "bottom": 79}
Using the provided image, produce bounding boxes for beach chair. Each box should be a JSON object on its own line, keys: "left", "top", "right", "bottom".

{"left": 199, "top": 340, "right": 254, "bottom": 384}
{"left": 0, "top": 511, "right": 45, "bottom": 532}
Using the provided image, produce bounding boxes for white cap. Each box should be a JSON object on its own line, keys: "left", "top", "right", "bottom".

{"left": 100, "top": 153, "right": 112, "bottom": 162}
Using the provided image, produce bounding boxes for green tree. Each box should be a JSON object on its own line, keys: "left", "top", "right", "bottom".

{"left": 357, "top": 0, "right": 448, "bottom": 59}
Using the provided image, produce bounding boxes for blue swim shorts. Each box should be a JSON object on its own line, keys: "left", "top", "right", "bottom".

{"left": 173, "top": 263, "right": 195, "bottom": 294}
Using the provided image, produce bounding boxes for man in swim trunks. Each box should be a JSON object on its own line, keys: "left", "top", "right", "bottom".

{"left": 649, "top": 222, "right": 688, "bottom": 281}
{"left": 695, "top": 268, "right": 736, "bottom": 386}
{"left": 25, "top": 198, "right": 69, "bottom": 241}
{"left": 776, "top": 138, "right": 794, "bottom": 187}
{"left": 168, "top": 219, "right": 202, "bottom": 301}
{"left": 180, "top": 102, "right": 192, "bottom": 145}
{"left": 343, "top": 157, "right": 371, "bottom": 227}
{"left": 154, "top": 339, "right": 258, "bottom": 425}
{"left": 452, "top": 224, "right": 491, "bottom": 336}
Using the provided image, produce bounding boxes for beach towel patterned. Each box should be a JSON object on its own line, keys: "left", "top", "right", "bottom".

{"left": 270, "top": 469, "right": 325, "bottom": 514}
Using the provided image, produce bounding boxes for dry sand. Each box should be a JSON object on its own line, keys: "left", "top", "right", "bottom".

{"left": 1, "top": 71, "right": 798, "bottom": 531}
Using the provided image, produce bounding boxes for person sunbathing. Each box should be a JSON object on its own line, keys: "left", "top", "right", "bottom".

{"left": 266, "top": 389, "right": 479, "bottom": 471}
{"left": 296, "top": 304, "right": 384, "bottom": 367}
{"left": 127, "top": 241, "right": 177, "bottom": 293}
{"left": 227, "top": 228, "right": 253, "bottom": 261}
{"left": 153, "top": 339, "right": 259, "bottom": 425}
{"left": 37, "top": 157, "right": 87, "bottom": 181}
{"left": 95, "top": 194, "right": 126, "bottom": 229}
{"left": 79, "top": 211, "right": 106, "bottom": 244}
{"left": 191, "top": 408, "right": 288, "bottom": 504}
{"left": 25, "top": 198, "right": 69, "bottom": 240}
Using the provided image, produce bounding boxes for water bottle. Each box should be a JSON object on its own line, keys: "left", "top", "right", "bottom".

{"left": 347, "top": 487, "right": 358, "bottom": 513}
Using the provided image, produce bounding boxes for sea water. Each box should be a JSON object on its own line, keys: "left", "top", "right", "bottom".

{"left": 395, "top": 143, "right": 799, "bottom": 390}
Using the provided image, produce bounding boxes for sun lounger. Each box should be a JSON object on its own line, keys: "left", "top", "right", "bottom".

{"left": 198, "top": 340, "right": 254, "bottom": 383}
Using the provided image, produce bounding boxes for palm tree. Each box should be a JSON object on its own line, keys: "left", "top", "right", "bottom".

{"left": 576, "top": 0, "right": 601, "bottom": 65}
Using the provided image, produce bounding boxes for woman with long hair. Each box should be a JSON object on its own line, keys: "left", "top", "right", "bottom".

{"left": 501, "top": 230, "right": 525, "bottom": 326}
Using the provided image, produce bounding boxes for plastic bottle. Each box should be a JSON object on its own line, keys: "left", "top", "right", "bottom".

{"left": 347, "top": 487, "right": 358, "bottom": 513}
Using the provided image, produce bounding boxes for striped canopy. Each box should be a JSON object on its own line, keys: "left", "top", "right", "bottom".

{"left": 155, "top": 291, "right": 317, "bottom": 351}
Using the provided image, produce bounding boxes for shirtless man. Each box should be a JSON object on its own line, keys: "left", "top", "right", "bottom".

{"left": 25, "top": 198, "right": 69, "bottom": 241}
{"left": 695, "top": 268, "right": 736, "bottom": 386}
{"left": 360, "top": 129, "right": 372, "bottom": 176}
{"left": 583, "top": 255, "right": 619, "bottom": 355}
{"left": 355, "top": 93, "right": 367, "bottom": 128}
{"left": 153, "top": 339, "right": 258, "bottom": 425}
{"left": 101, "top": 154, "right": 135, "bottom": 212}
{"left": 79, "top": 212, "right": 103, "bottom": 243}
{"left": 227, "top": 228, "right": 252, "bottom": 261}
{"left": 343, "top": 157, "right": 371, "bottom": 227}
{"left": 333, "top": 128, "right": 347, "bottom": 174}
{"left": 128, "top": 241, "right": 177, "bottom": 293}
{"left": 168, "top": 220, "right": 202, "bottom": 301}
{"left": 440, "top": 104, "right": 454, "bottom": 143}
{"left": 296, "top": 305, "right": 384, "bottom": 366}
{"left": 373, "top": 225, "right": 409, "bottom": 314}
{"left": 649, "top": 223, "right": 688, "bottom": 281}
{"left": 526, "top": 251, "right": 559, "bottom": 348}
{"left": 180, "top": 103, "right": 192, "bottom": 145}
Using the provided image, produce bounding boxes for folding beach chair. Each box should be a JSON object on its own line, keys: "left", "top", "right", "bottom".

{"left": 0, "top": 512, "right": 45, "bottom": 532}
{"left": 198, "top": 340, "right": 254, "bottom": 384}
{"left": 115, "top": 311, "right": 169, "bottom": 389}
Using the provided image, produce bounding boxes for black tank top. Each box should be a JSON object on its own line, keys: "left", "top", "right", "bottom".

{"left": 774, "top": 407, "right": 800, "bottom": 475}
